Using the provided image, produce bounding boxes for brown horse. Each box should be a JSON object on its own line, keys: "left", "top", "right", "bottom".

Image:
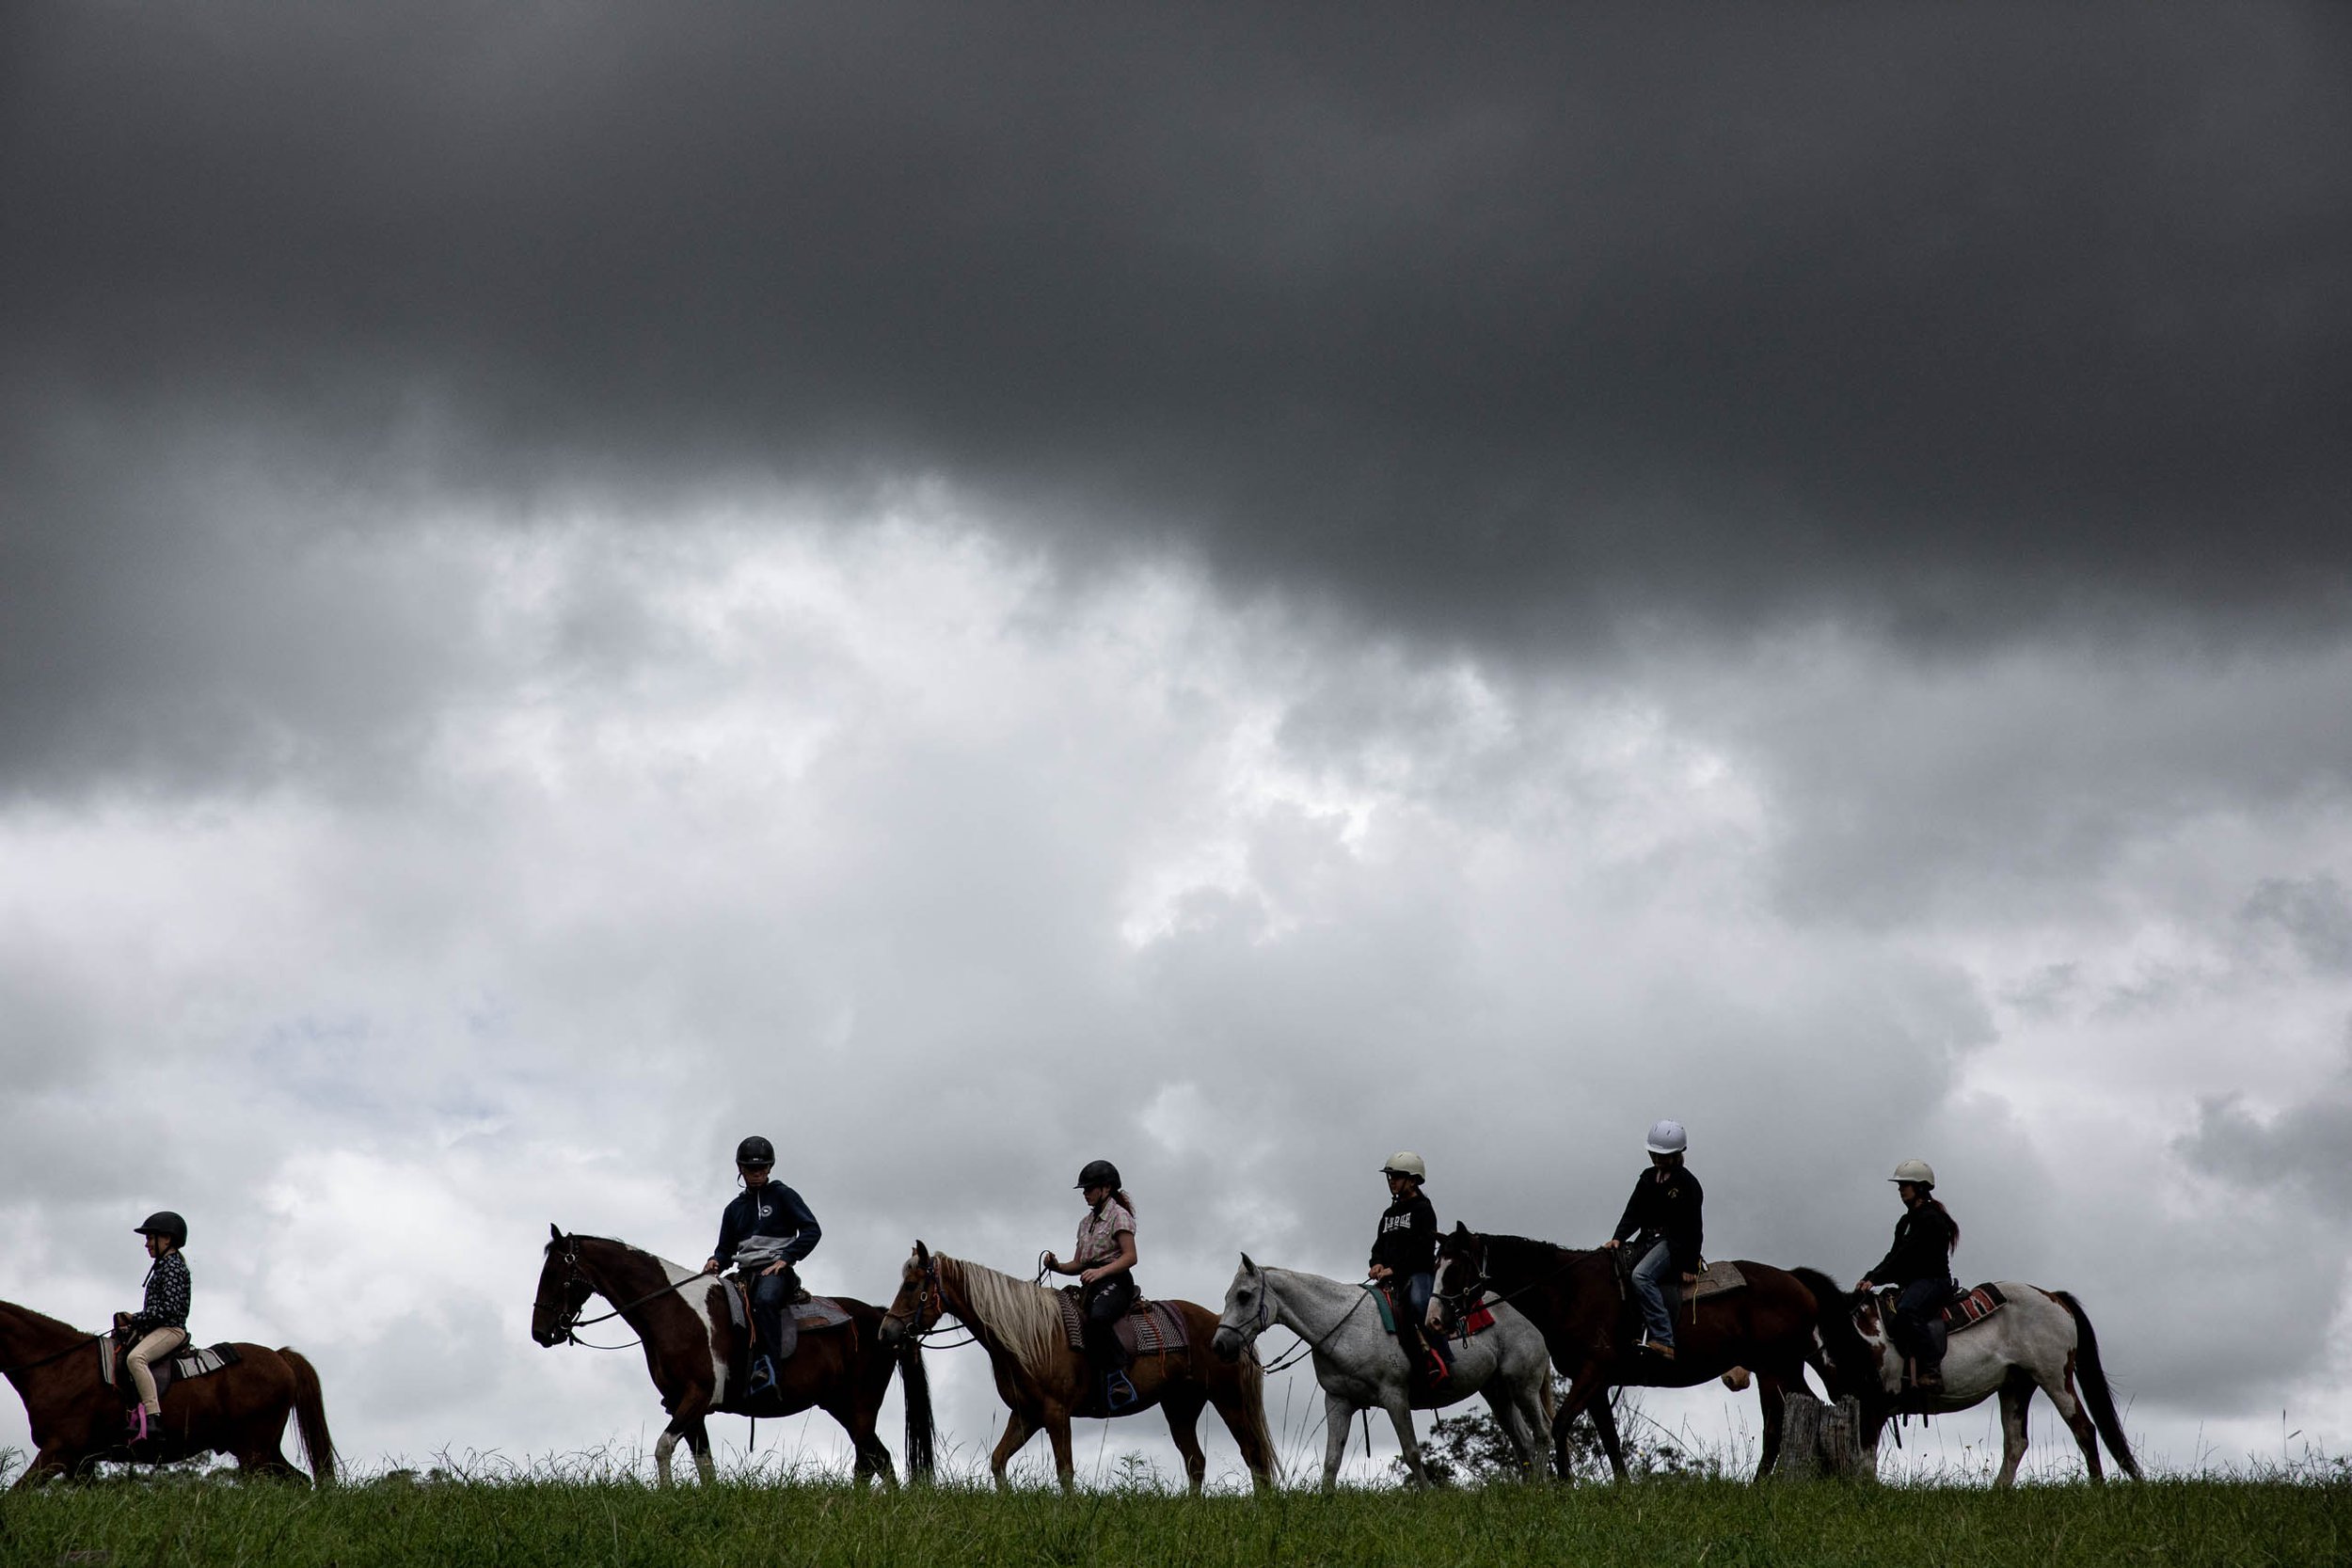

{"left": 877, "top": 1242, "right": 1277, "bottom": 1492}
{"left": 2, "top": 1299, "right": 337, "bottom": 1487}
{"left": 1434, "top": 1226, "right": 1846, "bottom": 1482}
{"left": 531, "top": 1227, "right": 933, "bottom": 1487}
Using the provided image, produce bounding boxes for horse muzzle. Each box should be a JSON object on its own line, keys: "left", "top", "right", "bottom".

{"left": 1210, "top": 1325, "right": 1243, "bottom": 1363}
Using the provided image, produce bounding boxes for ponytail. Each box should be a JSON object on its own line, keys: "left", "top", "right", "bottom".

{"left": 1927, "top": 1196, "right": 1958, "bottom": 1251}
{"left": 1115, "top": 1189, "right": 1136, "bottom": 1216}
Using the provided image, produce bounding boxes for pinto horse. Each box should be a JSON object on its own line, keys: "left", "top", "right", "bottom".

{"left": 1817, "top": 1281, "right": 2139, "bottom": 1485}
{"left": 1434, "top": 1225, "right": 1845, "bottom": 1483}
{"left": 2, "top": 1299, "right": 337, "bottom": 1486}
{"left": 879, "top": 1242, "right": 1277, "bottom": 1492}
{"left": 532, "top": 1227, "right": 933, "bottom": 1487}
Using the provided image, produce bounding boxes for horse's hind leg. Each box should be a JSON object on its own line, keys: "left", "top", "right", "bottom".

{"left": 1163, "top": 1387, "right": 1210, "bottom": 1495}
{"left": 1995, "top": 1374, "right": 2032, "bottom": 1489}
{"left": 1574, "top": 1376, "right": 1629, "bottom": 1482}
{"left": 2039, "top": 1360, "right": 2105, "bottom": 1483}
{"left": 989, "top": 1409, "right": 1035, "bottom": 1490}
{"left": 1320, "top": 1392, "right": 1356, "bottom": 1493}
{"left": 828, "top": 1393, "right": 894, "bottom": 1490}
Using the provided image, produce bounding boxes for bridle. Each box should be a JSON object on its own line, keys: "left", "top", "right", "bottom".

{"left": 882, "top": 1254, "right": 977, "bottom": 1350}
{"left": 1223, "top": 1270, "right": 1372, "bottom": 1375}
{"left": 536, "top": 1240, "right": 712, "bottom": 1351}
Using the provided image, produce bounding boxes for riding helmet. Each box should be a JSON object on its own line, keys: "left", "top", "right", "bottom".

{"left": 1889, "top": 1158, "right": 1936, "bottom": 1188}
{"left": 1645, "top": 1119, "right": 1688, "bottom": 1155}
{"left": 1379, "top": 1151, "right": 1427, "bottom": 1180}
{"left": 735, "top": 1134, "right": 776, "bottom": 1167}
{"left": 134, "top": 1211, "right": 188, "bottom": 1248}
{"left": 1074, "top": 1159, "right": 1122, "bottom": 1190}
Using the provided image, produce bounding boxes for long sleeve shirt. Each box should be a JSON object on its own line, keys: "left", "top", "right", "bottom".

{"left": 1867, "top": 1202, "right": 1957, "bottom": 1287}
{"left": 1612, "top": 1165, "right": 1705, "bottom": 1273}
{"left": 131, "top": 1251, "right": 191, "bottom": 1333}
{"left": 713, "top": 1181, "right": 821, "bottom": 1270}
{"left": 1369, "top": 1191, "right": 1438, "bottom": 1277}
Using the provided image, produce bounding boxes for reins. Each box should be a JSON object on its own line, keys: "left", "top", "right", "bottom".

{"left": 0, "top": 1330, "right": 107, "bottom": 1377}
{"left": 540, "top": 1243, "right": 715, "bottom": 1351}
{"left": 1244, "top": 1274, "right": 1375, "bottom": 1375}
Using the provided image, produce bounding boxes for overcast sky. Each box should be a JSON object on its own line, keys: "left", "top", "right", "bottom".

{"left": 5, "top": 4, "right": 2350, "bottom": 1485}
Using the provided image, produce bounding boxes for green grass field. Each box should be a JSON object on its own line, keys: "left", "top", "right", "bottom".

{"left": 3, "top": 1470, "right": 2344, "bottom": 1568}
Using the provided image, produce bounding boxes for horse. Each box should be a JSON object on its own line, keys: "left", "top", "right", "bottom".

{"left": 1209, "top": 1254, "right": 1555, "bottom": 1490}
{"left": 1433, "top": 1224, "right": 1846, "bottom": 1483}
{"left": 1814, "top": 1281, "right": 2140, "bottom": 1485}
{"left": 878, "top": 1241, "right": 1277, "bottom": 1492}
{"left": 1, "top": 1299, "right": 337, "bottom": 1487}
{"left": 531, "top": 1226, "right": 933, "bottom": 1487}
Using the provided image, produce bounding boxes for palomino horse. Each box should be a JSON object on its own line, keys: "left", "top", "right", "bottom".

{"left": 1816, "top": 1281, "right": 2139, "bottom": 1485}
{"left": 2, "top": 1299, "right": 337, "bottom": 1486}
{"left": 532, "top": 1227, "right": 933, "bottom": 1487}
{"left": 1434, "top": 1225, "right": 1846, "bottom": 1483}
{"left": 1210, "top": 1254, "right": 1555, "bottom": 1490}
{"left": 879, "top": 1242, "right": 1277, "bottom": 1492}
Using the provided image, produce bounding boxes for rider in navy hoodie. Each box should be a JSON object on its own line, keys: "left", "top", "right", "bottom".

{"left": 703, "top": 1135, "right": 821, "bottom": 1395}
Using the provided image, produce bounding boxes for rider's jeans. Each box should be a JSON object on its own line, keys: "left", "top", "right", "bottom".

{"left": 750, "top": 1269, "right": 800, "bottom": 1365}
{"left": 1630, "top": 1241, "right": 1677, "bottom": 1348}
{"left": 1894, "top": 1276, "right": 1956, "bottom": 1369}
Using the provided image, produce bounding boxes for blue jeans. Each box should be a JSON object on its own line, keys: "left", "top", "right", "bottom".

{"left": 1893, "top": 1276, "right": 1957, "bottom": 1370}
{"left": 1400, "top": 1271, "right": 1452, "bottom": 1369}
{"left": 750, "top": 1269, "right": 800, "bottom": 1367}
{"left": 1631, "top": 1240, "right": 1677, "bottom": 1348}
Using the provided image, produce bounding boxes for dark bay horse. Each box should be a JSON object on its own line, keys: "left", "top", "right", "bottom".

{"left": 2, "top": 1299, "right": 337, "bottom": 1486}
{"left": 878, "top": 1242, "right": 1277, "bottom": 1492}
{"left": 1434, "top": 1225, "right": 1845, "bottom": 1482}
{"left": 532, "top": 1227, "right": 933, "bottom": 1486}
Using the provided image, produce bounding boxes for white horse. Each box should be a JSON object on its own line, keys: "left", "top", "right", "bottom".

{"left": 1211, "top": 1255, "right": 1554, "bottom": 1490}
{"left": 1823, "top": 1282, "right": 2141, "bottom": 1486}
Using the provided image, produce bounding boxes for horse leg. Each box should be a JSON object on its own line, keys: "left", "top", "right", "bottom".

{"left": 2040, "top": 1360, "right": 2106, "bottom": 1483}
{"left": 989, "top": 1408, "right": 1035, "bottom": 1490}
{"left": 1320, "top": 1391, "right": 1356, "bottom": 1494}
{"left": 1162, "top": 1386, "right": 1210, "bottom": 1495}
{"left": 1044, "top": 1410, "right": 1077, "bottom": 1491}
{"left": 1583, "top": 1380, "right": 1630, "bottom": 1482}
{"left": 1516, "top": 1375, "right": 1556, "bottom": 1482}
{"left": 1480, "top": 1384, "right": 1535, "bottom": 1481}
{"left": 16, "top": 1441, "right": 81, "bottom": 1488}
{"left": 1995, "top": 1374, "right": 2032, "bottom": 1489}
{"left": 1752, "top": 1370, "right": 1788, "bottom": 1483}
{"left": 1385, "top": 1395, "right": 1437, "bottom": 1488}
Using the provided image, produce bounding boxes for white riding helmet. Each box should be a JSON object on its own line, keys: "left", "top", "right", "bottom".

{"left": 1889, "top": 1159, "right": 1936, "bottom": 1187}
{"left": 1380, "top": 1151, "right": 1428, "bottom": 1180}
{"left": 1645, "top": 1119, "right": 1688, "bottom": 1155}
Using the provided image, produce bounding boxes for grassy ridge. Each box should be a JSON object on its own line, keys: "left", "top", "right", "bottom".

{"left": 3, "top": 1476, "right": 2345, "bottom": 1568}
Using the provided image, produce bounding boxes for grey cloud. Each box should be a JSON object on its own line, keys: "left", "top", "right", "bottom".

{"left": 2180, "top": 1065, "right": 2352, "bottom": 1211}
{"left": 6, "top": 4, "right": 2350, "bottom": 806}
{"left": 2242, "top": 876, "right": 2352, "bottom": 975}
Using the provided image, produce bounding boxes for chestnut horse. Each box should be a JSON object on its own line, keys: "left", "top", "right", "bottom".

{"left": 531, "top": 1227, "right": 933, "bottom": 1487}
{"left": 2, "top": 1299, "right": 337, "bottom": 1487}
{"left": 878, "top": 1242, "right": 1276, "bottom": 1492}
{"left": 1433, "top": 1226, "right": 1846, "bottom": 1482}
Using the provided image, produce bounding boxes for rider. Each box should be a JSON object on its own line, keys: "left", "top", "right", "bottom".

{"left": 1602, "top": 1120, "right": 1703, "bottom": 1361}
{"left": 121, "top": 1212, "right": 191, "bottom": 1445}
{"left": 1367, "top": 1151, "right": 1448, "bottom": 1388}
{"left": 702, "top": 1135, "right": 821, "bottom": 1398}
{"left": 1855, "top": 1159, "right": 1960, "bottom": 1392}
{"left": 1042, "top": 1159, "right": 1140, "bottom": 1413}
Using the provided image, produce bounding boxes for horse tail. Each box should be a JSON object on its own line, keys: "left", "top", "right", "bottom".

{"left": 2054, "top": 1291, "right": 2139, "bottom": 1480}
{"left": 1789, "top": 1266, "right": 1870, "bottom": 1394}
{"left": 896, "top": 1334, "right": 936, "bottom": 1482}
{"left": 279, "top": 1347, "right": 339, "bottom": 1485}
{"left": 1236, "top": 1342, "right": 1278, "bottom": 1483}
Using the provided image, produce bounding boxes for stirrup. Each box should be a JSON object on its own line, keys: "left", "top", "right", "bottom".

{"left": 747, "top": 1355, "right": 777, "bottom": 1395}
{"left": 1104, "top": 1370, "right": 1138, "bottom": 1413}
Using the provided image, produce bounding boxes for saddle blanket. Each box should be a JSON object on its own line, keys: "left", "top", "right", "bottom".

{"left": 1055, "top": 1291, "right": 1188, "bottom": 1357}
{"left": 1685, "top": 1260, "right": 1746, "bottom": 1300}
{"left": 1942, "top": 1282, "right": 2006, "bottom": 1330}
{"left": 100, "top": 1338, "right": 241, "bottom": 1401}
{"left": 1363, "top": 1284, "right": 1497, "bottom": 1339}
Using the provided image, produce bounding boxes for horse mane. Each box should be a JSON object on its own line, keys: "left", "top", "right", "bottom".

{"left": 1788, "top": 1265, "right": 1873, "bottom": 1386}
{"left": 943, "top": 1256, "right": 1068, "bottom": 1374}
{"left": 1478, "top": 1232, "right": 1590, "bottom": 1276}
{"left": 0, "top": 1298, "right": 90, "bottom": 1343}
{"left": 559, "top": 1234, "right": 691, "bottom": 1290}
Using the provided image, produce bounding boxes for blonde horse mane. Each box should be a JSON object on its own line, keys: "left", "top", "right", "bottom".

{"left": 944, "top": 1255, "right": 1070, "bottom": 1375}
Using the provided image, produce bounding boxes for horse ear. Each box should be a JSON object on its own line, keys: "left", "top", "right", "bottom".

{"left": 1239, "top": 1251, "right": 1256, "bottom": 1273}
{"left": 914, "top": 1239, "right": 930, "bottom": 1262}
{"left": 1451, "top": 1220, "right": 1470, "bottom": 1236}
{"left": 549, "top": 1223, "right": 564, "bottom": 1242}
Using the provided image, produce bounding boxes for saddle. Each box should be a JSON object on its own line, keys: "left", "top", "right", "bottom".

{"left": 1871, "top": 1281, "right": 2006, "bottom": 1333}
{"left": 1053, "top": 1287, "right": 1188, "bottom": 1359}
{"left": 99, "top": 1334, "right": 241, "bottom": 1404}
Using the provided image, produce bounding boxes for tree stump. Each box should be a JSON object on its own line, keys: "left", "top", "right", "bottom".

{"left": 1820, "top": 1396, "right": 1858, "bottom": 1479}
{"left": 1775, "top": 1390, "right": 1821, "bottom": 1481}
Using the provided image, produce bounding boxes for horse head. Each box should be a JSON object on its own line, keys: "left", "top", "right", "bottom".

{"left": 878, "top": 1240, "right": 941, "bottom": 1347}
{"left": 1432, "top": 1222, "right": 1486, "bottom": 1312}
{"left": 531, "top": 1224, "right": 594, "bottom": 1348}
{"left": 1211, "top": 1252, "right": 1268, "bottom": 1363}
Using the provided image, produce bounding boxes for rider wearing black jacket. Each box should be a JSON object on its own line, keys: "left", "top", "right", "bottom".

{"left": 703, "top": 1135, "right": 821, "bottom": 1395}
{"left": 1369, "top": 1153, "right": 1447, "bottom": 1385}
{"left": 1856, "top": 1160, "right": 1960, "bottom": 1391}
{"left": 1607, "top": 1120, "right": 1703, "bottom": 1359}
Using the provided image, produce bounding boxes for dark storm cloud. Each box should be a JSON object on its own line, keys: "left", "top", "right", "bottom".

{"left": 8, "top": 2, "right": 2349, "bottom": 705}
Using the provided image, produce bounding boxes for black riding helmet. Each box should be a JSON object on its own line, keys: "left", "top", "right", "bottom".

{"left": 1074, "top": 1159, "right": 1121, "bottom": 1191}
{"left": 736, "top": 1134, "right": 775, "bottom": 1167}
{"left": 135, "top": 1212, "right": 188, "bottom": 1248}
